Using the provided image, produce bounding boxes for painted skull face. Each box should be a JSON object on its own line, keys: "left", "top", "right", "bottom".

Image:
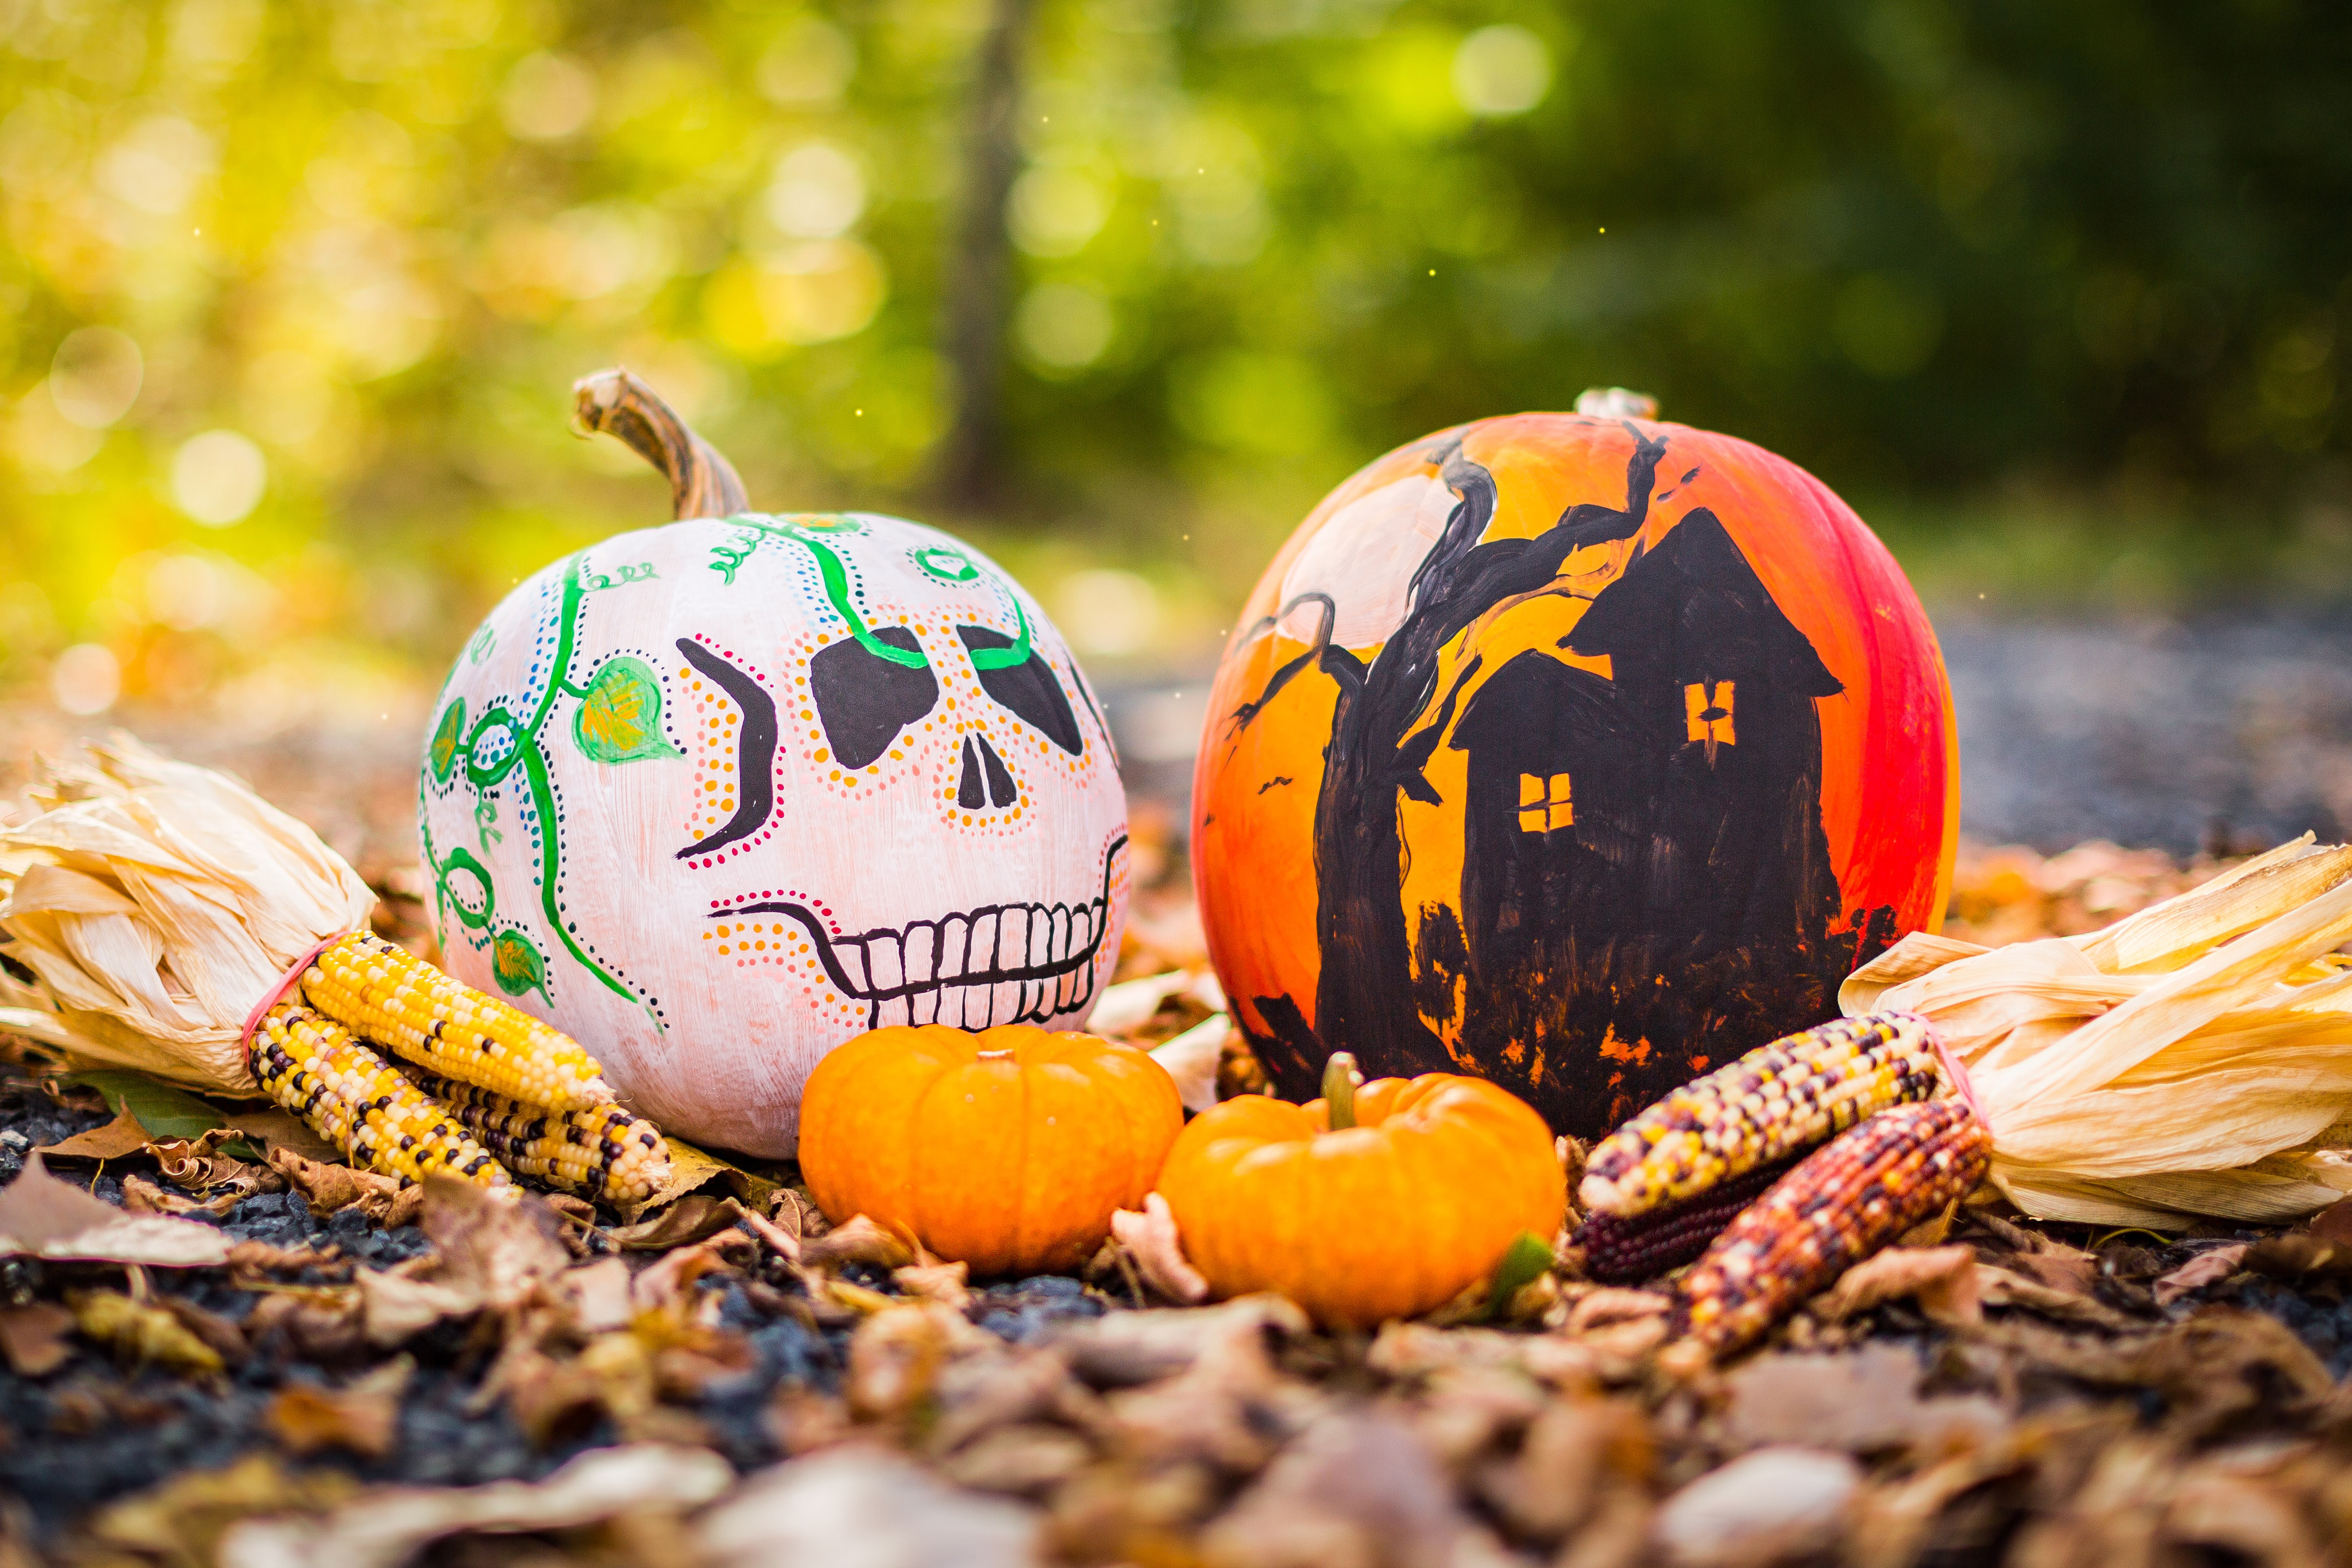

{"left": 419, "top": 511, "right": 1129, "bottom": 1157}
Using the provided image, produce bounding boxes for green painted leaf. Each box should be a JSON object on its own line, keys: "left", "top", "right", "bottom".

{"left": 573, "top": 656, "right": 681, "bottom": 764}
{"left": 491, "top": 928, "right": 549, "bottom": 1001}
{"left": 429, "top": 698, "right": 466, "bottom": 783}
{"left": 62, "top": 1070, "right": 249, "bottom": 1152}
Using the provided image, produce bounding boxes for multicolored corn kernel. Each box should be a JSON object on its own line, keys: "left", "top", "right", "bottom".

{"left": 301, "top": 931, "right": 615, "bottom": 1112}
{"left": 396, "top": 1065, "right": 672, "bottom": 1206}
{"left": 1579, "top": 1012, "right": 1943, "bottom": 1218}
{"left": 247, "top": 995, "right": 511, "bottom": 1189}
{"left": 1676, "top": 1099, "right": 1992, "bottom": 1354}
{"left": 1574, "top": 1156, "right": 1798, "bottom": 1285}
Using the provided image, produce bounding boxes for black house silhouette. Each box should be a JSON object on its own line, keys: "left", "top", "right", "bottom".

{"left": 1564, "top": 508, "right": 1846, "bottom": 957}
{"left": 1433, "top": 506, "right": 1851, "bottom": 1122}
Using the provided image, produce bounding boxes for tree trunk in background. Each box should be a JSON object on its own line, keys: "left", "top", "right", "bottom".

{"left": 936, "top": 0, "right": 1034, "bottom": 510}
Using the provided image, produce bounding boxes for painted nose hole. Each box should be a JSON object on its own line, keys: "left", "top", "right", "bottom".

{"left": 958, "top": 735, "right": 1020, "bottom": 809}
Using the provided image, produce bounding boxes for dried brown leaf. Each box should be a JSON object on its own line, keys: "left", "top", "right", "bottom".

{"left": 71, "top": 1289, "right": 224, "bottom": 1375}
{"left": 1200, "top": 1411, "right": 1467, "bottom": 1568}
{"left": 0, "top": 1301, "right": 76, "bottom": 1376}
{"left": 2245, "top": 1231, "right": 2352, "bottom": 1279}
{"left": 122, "top": 1172, "right": 242, "bottom": 1218}
{"left": 1109, "top": 1192, "right": 1208, "bottom": 1305}
{"left": 1565, "top": 1288, "right": 1670, "bottom": 1336}
{"left": 1817, "top": 1244, "right": 1983, "bottom": 1327}
{"left": 1058, "top": 1294, "right": 1309, "bottom": 1388}
{"left": 939, "top": 1423, "right": 1095, "bottom": 1497}
{"left": 2152, "top": 1245, "right": 2250, "bottom": 1307}
{"left": 559, "top": 1256, "right": 634, "bottom": 1336}
{"left": 163, "top": 1296, "right": 247, "bottom": 1367}
{"left": 265, "top": 1356, "right": 413, "bottom": 1458}
{"left": 221, "top": 1443, "right": 734, "bottom": 1568}
{"left": 1722, "top": 1344, "right": 2006, "bottom": 1455}
{"left": 0, "top": 1151, "right": 230, "bottom": 1266}
{"left": 268, "top": 1147, "right": 396, "bottom": 1218}
{"left": 894, "top": 1258, "right": 972, "bottom": 1309}
{"left": 1653, "top": 1446, "right": 1861, "bottom": 1568}
{"left": 357, "top": 1266, "right": 479, "bottom": 1348}
{"left": 38, "top": 1110, "right": 153, "bottom": 1160}
{"left": 1471, "top": 1396, "right": 1651, "bottom": 1543}
{"left": 798, "top": 1212, "right": 916, "bottom": 1272}
{"left": 85, "top": 1452, "right": 358, "bottom": 1568}
{"left": 604, "top": 1193, "right": 745, "bottom": 1253}
{"left": 696, "top": 1448, "right": 1038, "bottom": 1568}
{"left": 422, "top": 1176, "right": 568, "bottom": 1313}
{"left": 847, "top": 1304, "right": 958, "bottom": 1423}
{"left": 1974, "top": 1265, "right": 2141, "bottom": 1330}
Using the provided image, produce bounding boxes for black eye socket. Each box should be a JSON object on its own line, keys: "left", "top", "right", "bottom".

{"left": 810, "top": 627, "right": 939, "bottom": 768}
{"left": 956, "top": 626, "right": 1083, "bottom": 755}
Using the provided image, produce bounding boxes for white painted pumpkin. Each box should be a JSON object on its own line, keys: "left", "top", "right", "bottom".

{"left": 416, "top": 383, "right": 1128, "bottom": 1157}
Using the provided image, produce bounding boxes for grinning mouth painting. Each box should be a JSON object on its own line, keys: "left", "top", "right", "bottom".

{"left": 707, "top": 831, "right": 1126, "bottom": 1030}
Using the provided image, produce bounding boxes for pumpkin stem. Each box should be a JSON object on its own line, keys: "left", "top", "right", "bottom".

{"left": 1574, "top": 386, "right": 1658, "bottom": 421}
{"left": 1323, "top": 1052, "right": 1361, "bottom": 1131}
{"left": 572, "top": 368, "right": 750, "bottom": 522}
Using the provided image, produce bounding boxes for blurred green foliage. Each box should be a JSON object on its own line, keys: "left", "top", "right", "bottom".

{"left": 1, "top": 0, "right": 2346, "bottom": 727}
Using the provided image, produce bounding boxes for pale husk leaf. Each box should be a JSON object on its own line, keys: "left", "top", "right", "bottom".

{"left": 1853, "top": 845, "right": 2352, "bottom": 1223}
{"left": 0, "top": 737, "right": 375, "bottom": 1096}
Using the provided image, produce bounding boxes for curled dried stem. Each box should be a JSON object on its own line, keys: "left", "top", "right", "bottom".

{"left": 571, "top": 368, "right": 750, "bottom": 522}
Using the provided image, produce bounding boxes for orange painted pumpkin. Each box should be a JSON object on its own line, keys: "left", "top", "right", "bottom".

{"left": 797, "top": 1022, "right": 1182, "bottom": 1278}
{"left": 1156, "top": 1064, "right": 1565, "bottom": 1328}
{"left": 1193, "top": 398, "right": 1958, "bottom": 1139}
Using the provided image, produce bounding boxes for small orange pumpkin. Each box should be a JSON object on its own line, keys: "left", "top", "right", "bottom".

{"left": 1155, "top": 1057, "right": 1565, "bottom": 1328}
{"left": 798, "top": 1023, "right": 1184, "bottom": 1278}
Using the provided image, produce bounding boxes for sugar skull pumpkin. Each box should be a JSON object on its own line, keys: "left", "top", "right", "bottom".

{"left": 417, "top": 373, "right": 1128, "bottom": 1157}
{"left": 1192, "top": 391, "right": 1957, "bottom": 1139}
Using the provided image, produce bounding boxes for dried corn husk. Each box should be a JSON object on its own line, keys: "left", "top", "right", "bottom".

{"left": 1843, "top": 834, "right": 2352, "bottom": 1227}
{"left": 0, "top": 737, "right": 375, "bottom": 1096}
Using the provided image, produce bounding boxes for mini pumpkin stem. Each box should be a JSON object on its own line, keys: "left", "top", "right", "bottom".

{"left": 572, "top": 368, "right": 750, "bottom": 522}
{"left": 1323, "top": 1052, "right": 1361, "bottom": 1130}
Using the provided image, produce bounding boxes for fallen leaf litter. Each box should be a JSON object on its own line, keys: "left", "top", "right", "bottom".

{"left": 4, "top": 842, "right": 2352, "bottom": 1566}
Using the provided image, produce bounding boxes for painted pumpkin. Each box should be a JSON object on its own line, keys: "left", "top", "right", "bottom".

{"left": 1193, "top": 392, "right": 1957, "bottom": 1139}
{"left": 798, "top": 1022, "right": 1184, "bottom": 1277}
{"left": 417, "top": 374, "right": 1129, "bottom": 1157}
{"left": 1156, "top": 1059, "right": 1565, "bottom": 1328}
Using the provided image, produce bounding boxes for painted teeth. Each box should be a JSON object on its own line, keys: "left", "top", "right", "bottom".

{"left": 853, "top": 898, "right": 1104, "bottom": 1028}
{"left": 706, "top": 834, "right": 1127, "bottom": 1031}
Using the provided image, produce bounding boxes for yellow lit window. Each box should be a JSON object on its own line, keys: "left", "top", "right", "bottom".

{"left": 1517, "top": 772, "right": 1574, "bottom": 833}
{"left": 1684, "top": 680, "right": 1736, "bottom": 747}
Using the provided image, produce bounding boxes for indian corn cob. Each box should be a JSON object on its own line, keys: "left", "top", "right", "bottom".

{"left": 1676, "top": 1099, "right": 1991, "bottom": 1353}
{"left": 398, "top": 1065, "right": 673, "bottom": 1205}
{"left": 247, "top": 995, "right": 511, "bottom": 1189}
{"left": 1580, "top": 1012, "right": 1943, "bottom": 1218}
{"left": 1574, "top": 1157, "right": 1798, "bottom": 1285}
{"left": 300, "top": 932, "right": 616, "bottom": 1112}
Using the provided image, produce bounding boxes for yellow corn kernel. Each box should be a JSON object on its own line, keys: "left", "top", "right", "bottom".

{"left": 301, "top": 932, "right": 615, "bottom": 1112}
{"left": 1580, "top": 1011, "right": 1944, "bottom": 1217}
{"left": 248, "top": 996, "right": 511, "bottom": 1189}
{"left": 398, "top": 1066, "right": 673, "bottom": 1206}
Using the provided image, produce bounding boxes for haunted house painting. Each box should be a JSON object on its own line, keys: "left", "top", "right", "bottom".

{"left": 1435, "top": 508, "right": 1855, "bottom": 1130}
{"left": 1237, "top": 429, "right": 1900, "bottom": 1138}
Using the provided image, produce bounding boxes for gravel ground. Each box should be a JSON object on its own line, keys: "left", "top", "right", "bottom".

{"left": 0, "top": 1078, "right": 1112, "bottom": 1542}
{"left": 1939, "top": 612, "right": 2352, "bottom": 853}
